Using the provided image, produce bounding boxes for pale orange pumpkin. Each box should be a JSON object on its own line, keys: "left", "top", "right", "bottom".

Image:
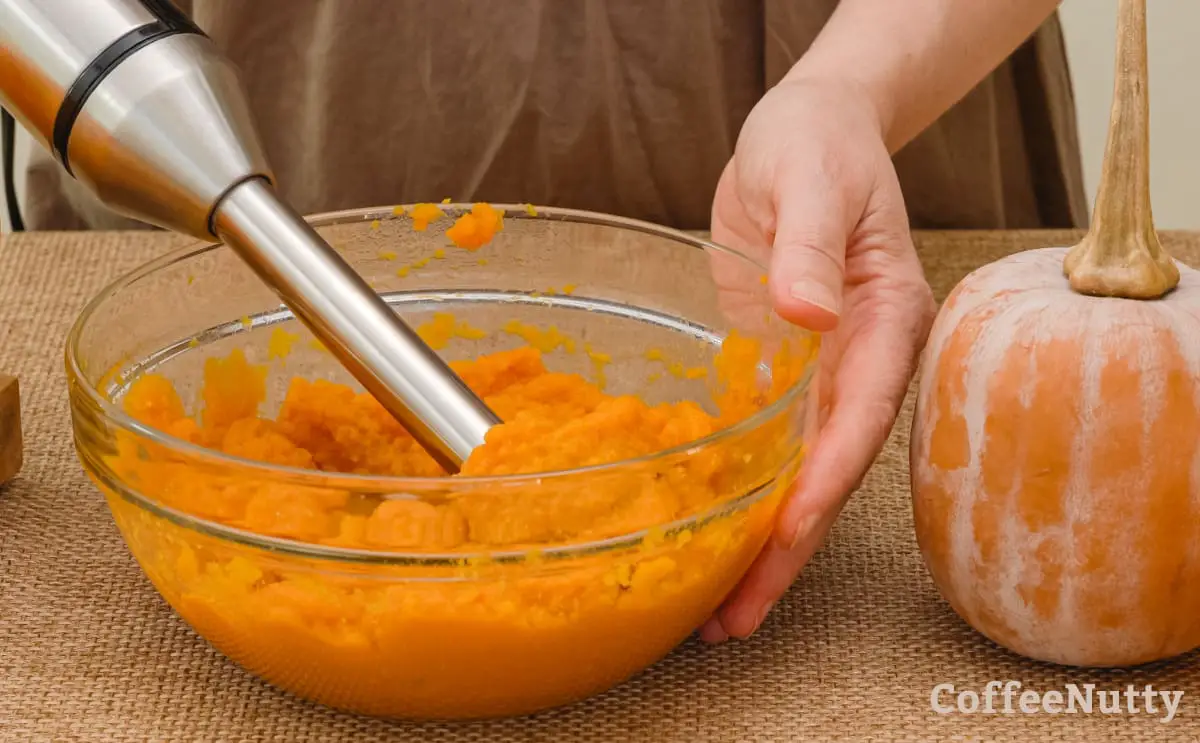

{"left": 911, "top": 246, "right": 1200, "bottom": 666}
{"left": 910, "top": 0, "right": 1200, "bottom": 667}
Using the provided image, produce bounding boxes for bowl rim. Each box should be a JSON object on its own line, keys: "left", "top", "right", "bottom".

{"left": 66, "top": 204, "right": 816, "bottom": 560}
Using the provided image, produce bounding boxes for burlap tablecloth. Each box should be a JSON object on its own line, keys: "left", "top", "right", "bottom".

{"left": 2, "top": 229, "right": 1199, "bottom": 742}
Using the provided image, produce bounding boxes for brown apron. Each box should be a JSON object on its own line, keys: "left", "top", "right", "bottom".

{"left": 23, "top": 0, "right": 1088, "bottom": 232}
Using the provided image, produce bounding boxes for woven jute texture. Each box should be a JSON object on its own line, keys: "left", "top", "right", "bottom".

{"left": 3, "top": 229, "right": 1200, "bottom": 742}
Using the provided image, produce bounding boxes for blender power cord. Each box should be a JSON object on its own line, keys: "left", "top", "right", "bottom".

{"left": 2, "top": 108, "right": 24, "bottom": 232}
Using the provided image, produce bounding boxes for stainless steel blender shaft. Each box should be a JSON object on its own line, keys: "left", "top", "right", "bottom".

{"left": 0, "top": 0, "right": 500, "bottom": 470}
{"left": 215, "top": 179, "right": 498, "bottom": 471}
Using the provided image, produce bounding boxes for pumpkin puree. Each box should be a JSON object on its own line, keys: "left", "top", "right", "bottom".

{"left": 98, "top": 323, "right": 811, "bottom": 717}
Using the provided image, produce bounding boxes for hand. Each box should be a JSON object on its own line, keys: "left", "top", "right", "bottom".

{"left": 701, "top": 78, "right": 936, "bottom": 642}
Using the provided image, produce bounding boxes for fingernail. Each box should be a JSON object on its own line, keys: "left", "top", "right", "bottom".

{"left": 752, "top": 601, "right": 776, "bottom": 634}
{"left": 699, "top": 618, "right": 730, "bottom": 644}
{"left": 789, "top": 513, "right": 818, "bottom": 551}
{"left": 789, "top": 278, "right": 841, "bottom": 316}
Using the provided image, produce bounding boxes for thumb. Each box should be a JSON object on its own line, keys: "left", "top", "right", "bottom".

{"left": 768, "top": 179, "right": 855, "bottom": 334}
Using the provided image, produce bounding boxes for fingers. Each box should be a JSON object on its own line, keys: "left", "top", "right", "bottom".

{"left": 709, "top": 163, "right": 789, "bottom": 339}
{"left": 711, "top": 161, "right": 772, "bottom": 268}
{"left": 777, "top": 284, "right": 927, "bottom": 551}
{"left": 699, "top": 297, "right": 921, "bottom": 642}
{"left": 766, "top": 161, "right": 868, "bottom": 333}
{"left": 698, "top": 616, "right": 730, "bottom": 644}
{"left": 776, "top": 159, "right": 929, "bottom": 551}
{"left": 704, "top": 498, "right": 842, "bottom": 640}
{"left": 769, "top": 237, "right": 843, "bottom": 332}
{"left": 701, "top": 261, "right": 933, "bottom": 642}
{"left": 715, "top": 143, "right": 870, "bottom": 336}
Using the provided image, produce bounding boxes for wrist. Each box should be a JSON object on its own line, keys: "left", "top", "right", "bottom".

{"left": 776, "top": 66, "right": 895, "bottom": 147}
{"left": 778, "top": 0, "right": 1062, "bottom": 154}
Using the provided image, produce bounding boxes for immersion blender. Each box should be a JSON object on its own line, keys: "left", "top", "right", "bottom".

{"left": 0, "top": 0, "right": 501, "bottom": 472}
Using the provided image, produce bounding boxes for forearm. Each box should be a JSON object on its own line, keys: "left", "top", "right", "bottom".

{"left": 785, "top": 0, "right": 1061, "bottom": 153}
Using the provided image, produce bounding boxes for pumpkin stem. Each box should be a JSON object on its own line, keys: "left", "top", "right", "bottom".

{"left": 1063, "top": 0, "right": 1179, "bottom": 299}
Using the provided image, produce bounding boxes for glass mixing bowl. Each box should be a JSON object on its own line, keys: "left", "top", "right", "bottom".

{"left": 67, "top": 204, "right": 818, "bottom": 719}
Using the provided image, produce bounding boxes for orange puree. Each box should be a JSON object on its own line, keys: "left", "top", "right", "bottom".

{"left": 416, "top": 312, "right": 488, "bottom": 350}
{"left": 445, "top": 203, "right": 504, "bottom": 250}
{"left": 96, "top": 330, "right": 814, "bottom": 718}
{"left": 408, "top": 202, "right": 445, "bottom": 231}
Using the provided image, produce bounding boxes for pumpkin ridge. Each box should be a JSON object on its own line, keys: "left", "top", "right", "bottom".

{"left": 946, "top": 300, "right": 1039, "bottom": 637}
{"left": 1137, "top": 328, "right": 1200, "bottom": 654}
{"left": 1056, "top": 311, "right": 1103, "bottom": 660}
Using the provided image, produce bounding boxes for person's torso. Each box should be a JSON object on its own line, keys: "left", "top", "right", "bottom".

{"left": 191, "top": 0, "right": 766, "bottom": 229}
{"left": 22, "top": 0, "right": 1085, "bottom": 232}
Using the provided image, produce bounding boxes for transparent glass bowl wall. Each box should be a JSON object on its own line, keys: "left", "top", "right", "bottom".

{"left": 67, "top": 205, "right": 818, "bottom": 719}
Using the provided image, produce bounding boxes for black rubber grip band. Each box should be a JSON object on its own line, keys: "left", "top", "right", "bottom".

{"left": 138, "top": 0, "right": 204, "bottom": 35}
{"left": 52, "top": 2, "right": 205, "bottom": 175}
{"left": 3, "top": 109, "right": 25, "bottom": 231}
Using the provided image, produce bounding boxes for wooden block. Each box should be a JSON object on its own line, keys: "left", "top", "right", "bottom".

{"left": 0, "top": 374, "right": 22, "bottom": 485}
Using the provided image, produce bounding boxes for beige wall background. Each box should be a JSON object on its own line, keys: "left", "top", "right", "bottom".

{"left": 1058, "top": 0, "right": 1199, "bottom": 230}
{"left": 1, "top": 2, "right": 1196, "bottom": 232}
